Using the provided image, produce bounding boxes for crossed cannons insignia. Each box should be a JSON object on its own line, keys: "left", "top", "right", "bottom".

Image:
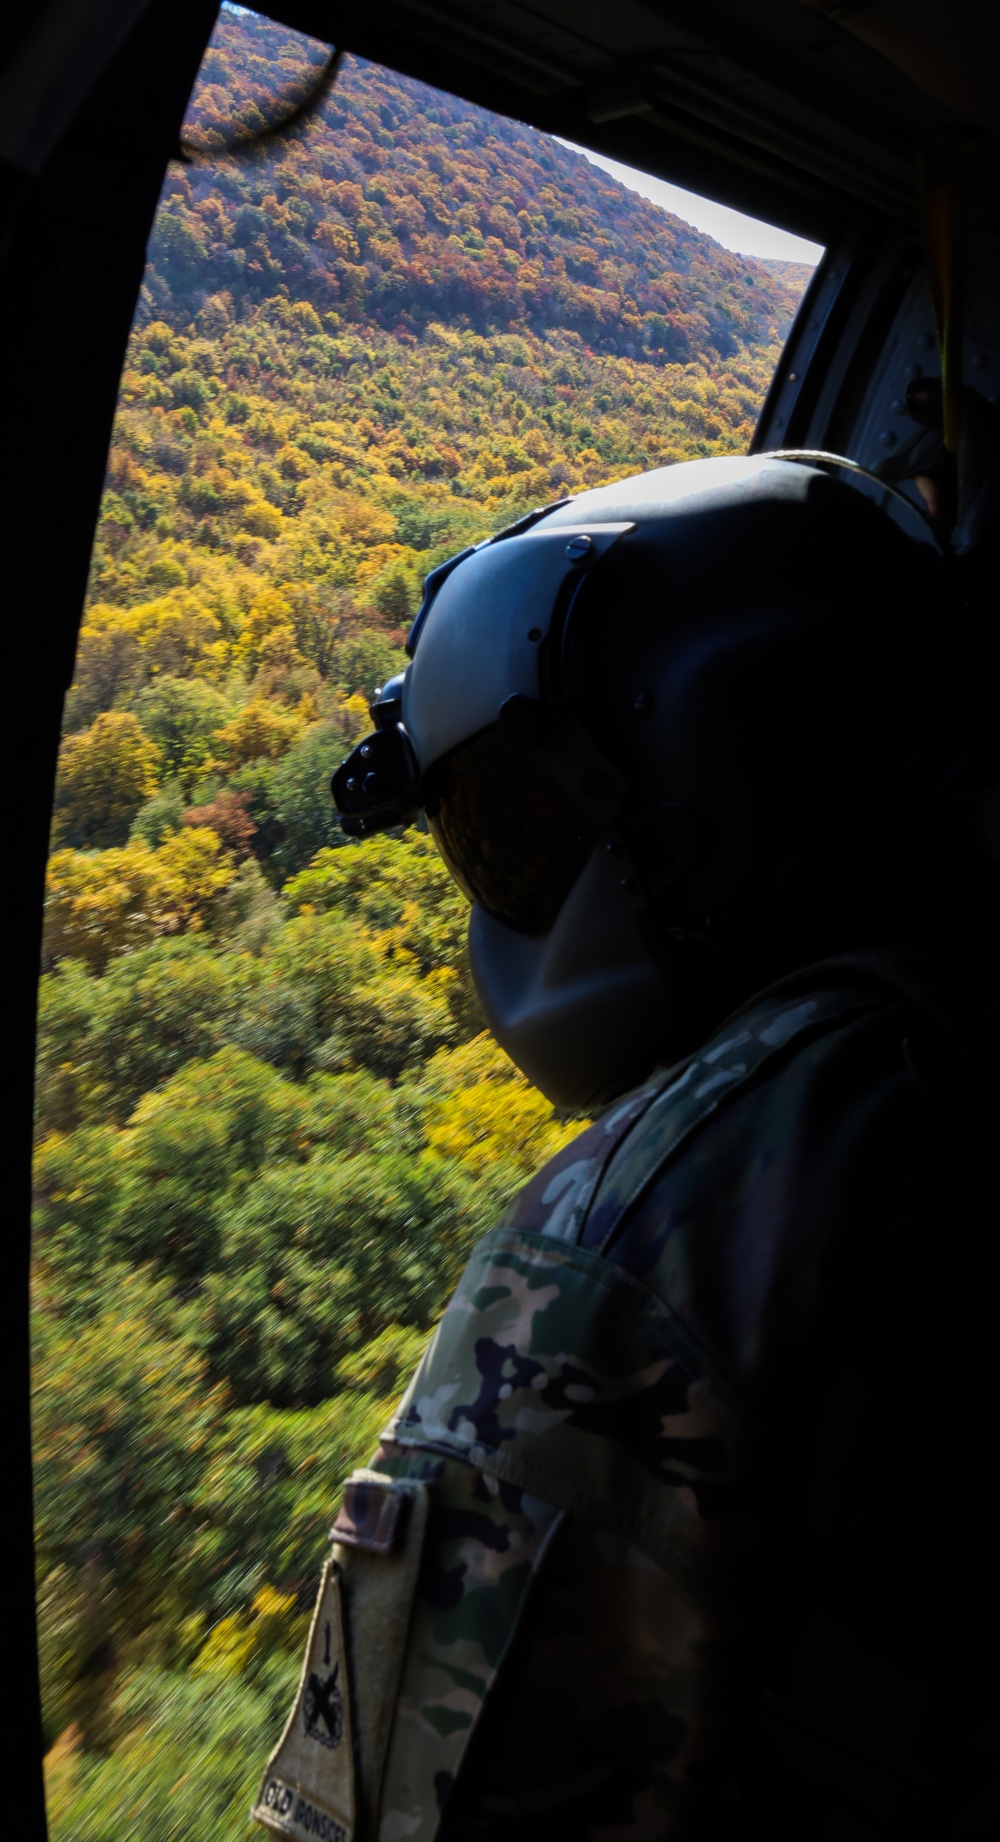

{"left": 303, "top": 1661, "right": 344, "bottom": 1750}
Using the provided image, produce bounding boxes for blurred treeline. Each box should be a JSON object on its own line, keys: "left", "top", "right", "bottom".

{"left": 34, "top": 8, "right": 811, "bottom": 1835}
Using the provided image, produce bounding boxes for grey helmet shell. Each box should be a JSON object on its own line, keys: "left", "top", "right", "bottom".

{"left": 335, "top": 455, "right": 970, "bottom": 1109}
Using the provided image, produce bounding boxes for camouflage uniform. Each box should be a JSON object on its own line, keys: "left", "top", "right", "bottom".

{"left": 255, "top": 953, "right": 1000, "bottom": 1842}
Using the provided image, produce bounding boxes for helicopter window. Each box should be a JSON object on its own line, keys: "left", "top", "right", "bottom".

{"left": 31, "top": 6, "right": 817, "bottom": 1832}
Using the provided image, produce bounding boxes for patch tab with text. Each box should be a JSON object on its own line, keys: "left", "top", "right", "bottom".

{"left": 252, "top": 1560, "right": 355, "bottom": 1842}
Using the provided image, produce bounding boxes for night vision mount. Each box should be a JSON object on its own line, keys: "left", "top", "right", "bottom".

{"left": 331, "top": 674, "right": 418, "bottom": 837}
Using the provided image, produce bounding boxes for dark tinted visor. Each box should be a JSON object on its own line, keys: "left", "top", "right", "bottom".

{"left": 423, "top": 725, "right": 596, "bottom": 936}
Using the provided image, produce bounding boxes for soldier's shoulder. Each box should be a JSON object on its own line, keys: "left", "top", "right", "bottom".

{"left": 499, "top": 966, "right": 893, "bottom": 1254}
{"left": 593, "top": 958, "right": 959, "bottom": 1404}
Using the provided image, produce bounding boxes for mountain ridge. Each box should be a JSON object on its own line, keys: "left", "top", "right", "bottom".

{"left": 150, "top": 9, "right": 810, "bottom": 365}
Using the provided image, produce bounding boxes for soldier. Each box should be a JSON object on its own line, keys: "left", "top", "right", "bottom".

{"left": 254, "top": 454, "right": 1000, "bottom": 1842}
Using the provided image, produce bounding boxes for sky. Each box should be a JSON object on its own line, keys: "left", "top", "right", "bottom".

{"left": 558, "top": 139, "right": 825, "bottom": 265}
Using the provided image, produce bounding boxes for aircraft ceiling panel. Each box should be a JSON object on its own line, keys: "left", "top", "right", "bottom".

{"left": 277, "top": 0, "right": 999, "bottom": 243}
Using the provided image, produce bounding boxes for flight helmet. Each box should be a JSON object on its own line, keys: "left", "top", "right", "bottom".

{"left": 333, "top": 455, "right": 972, "bottom": 1109}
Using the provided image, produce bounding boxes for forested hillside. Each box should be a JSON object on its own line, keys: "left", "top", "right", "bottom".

{"left": 152, "top": 11, "right": 807, "bottom": 355}
{"left": 34, "top": 9, "right": 813, "bottom": 1834}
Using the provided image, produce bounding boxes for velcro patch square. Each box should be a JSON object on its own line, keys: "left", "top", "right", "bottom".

{"left": 330, "top": 1471, "right": 409, "bottom": 1556}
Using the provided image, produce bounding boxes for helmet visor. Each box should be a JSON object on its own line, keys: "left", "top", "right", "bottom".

{"left": 423, "top": 725, "right": 596, "bottom": 936}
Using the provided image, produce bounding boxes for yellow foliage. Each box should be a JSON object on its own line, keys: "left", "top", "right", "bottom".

{"left": 44, "top": 827, "right": 236, "bottom": 968}
{"left": 43, "top": 1724, "right": 82, "bottom": 1828}
{"left": 109, "top": 592, "right": 228, "bottom": 681}
{"left": 240, "top": 587, "right": 295, "bottom": 651}
{"left": 256, "top": 625, "right": 308, "bottom": 674}
{"left": 314, "top": 219, "right": 360, "bottom": 260}
{"left": 192, "top": 1583, "right": 304, "bottom": 1681}
{"left": 234, "top": 587, "right": 307, "bottom": 678}
{"left": 237, "top": 495, "right": 284, "bottom": 540}
{"left": 422, "top": 1033, "right": 581, "bottom": 1177}
{"left": 156, "top": 825, "right": 241, "bottom": 906}
{"left": 55, "top": 711, "right": 160, "bottom": 847}
{"left": 212, "top": 697, "right": 305, "bottom": 764}
{"left": 339, "top": 691, "right": 372, "bottom": 741}
{"left": 353, "top": 540, "right": 412, "bottom": 586}
{"left": 277, "top": 443, "right": 313, "bottom": 481}
{"left": 331, "top": 492, "right": 397, "bottom": 548}
{"left": 290, "top": 300, "right": 323, "bottom": 335}
{"left": 521, "top": 426, "right": 552, "bottom": 461}
{"left": 78, "top": 599, "right": 127, "bottom": 637}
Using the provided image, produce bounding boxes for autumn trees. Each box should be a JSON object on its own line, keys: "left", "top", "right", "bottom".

{"left": 34, "top": 10, "right": 813, "bottom": 1834}
{"left": 156, "top": 13, "right": 810, "bottom": 366}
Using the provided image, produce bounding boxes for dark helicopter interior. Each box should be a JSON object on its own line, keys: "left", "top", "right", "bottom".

{"left": 4, "top": 1, "right": 997, "bottom": 1831}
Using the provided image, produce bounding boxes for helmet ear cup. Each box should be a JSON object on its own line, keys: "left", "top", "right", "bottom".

{"left": 772, "top": 851, "right": 844, "bottom": 922}
{"left": 689, "top": 846, "right": 854, "bottom": 951}
{"left": 623, "top": 803, "right": 702, "bottom": 894}
{"left": 562, "top": 470, "right": 970, "bottom": 959}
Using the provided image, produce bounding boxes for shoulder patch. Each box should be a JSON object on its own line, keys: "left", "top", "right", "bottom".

{"left": 253, "top": 1559, "right": 356, "bottom": 1842}
{"left": 255, "top": 1475, "right": 432, "bottom": 1842}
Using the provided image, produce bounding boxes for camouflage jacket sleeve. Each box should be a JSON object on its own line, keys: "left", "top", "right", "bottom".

{"left": 258, "top": 959, "right": 1000, "bottom": 1842}
{"left": 372, "top": 969, "right": 948, "bottom": 1841}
